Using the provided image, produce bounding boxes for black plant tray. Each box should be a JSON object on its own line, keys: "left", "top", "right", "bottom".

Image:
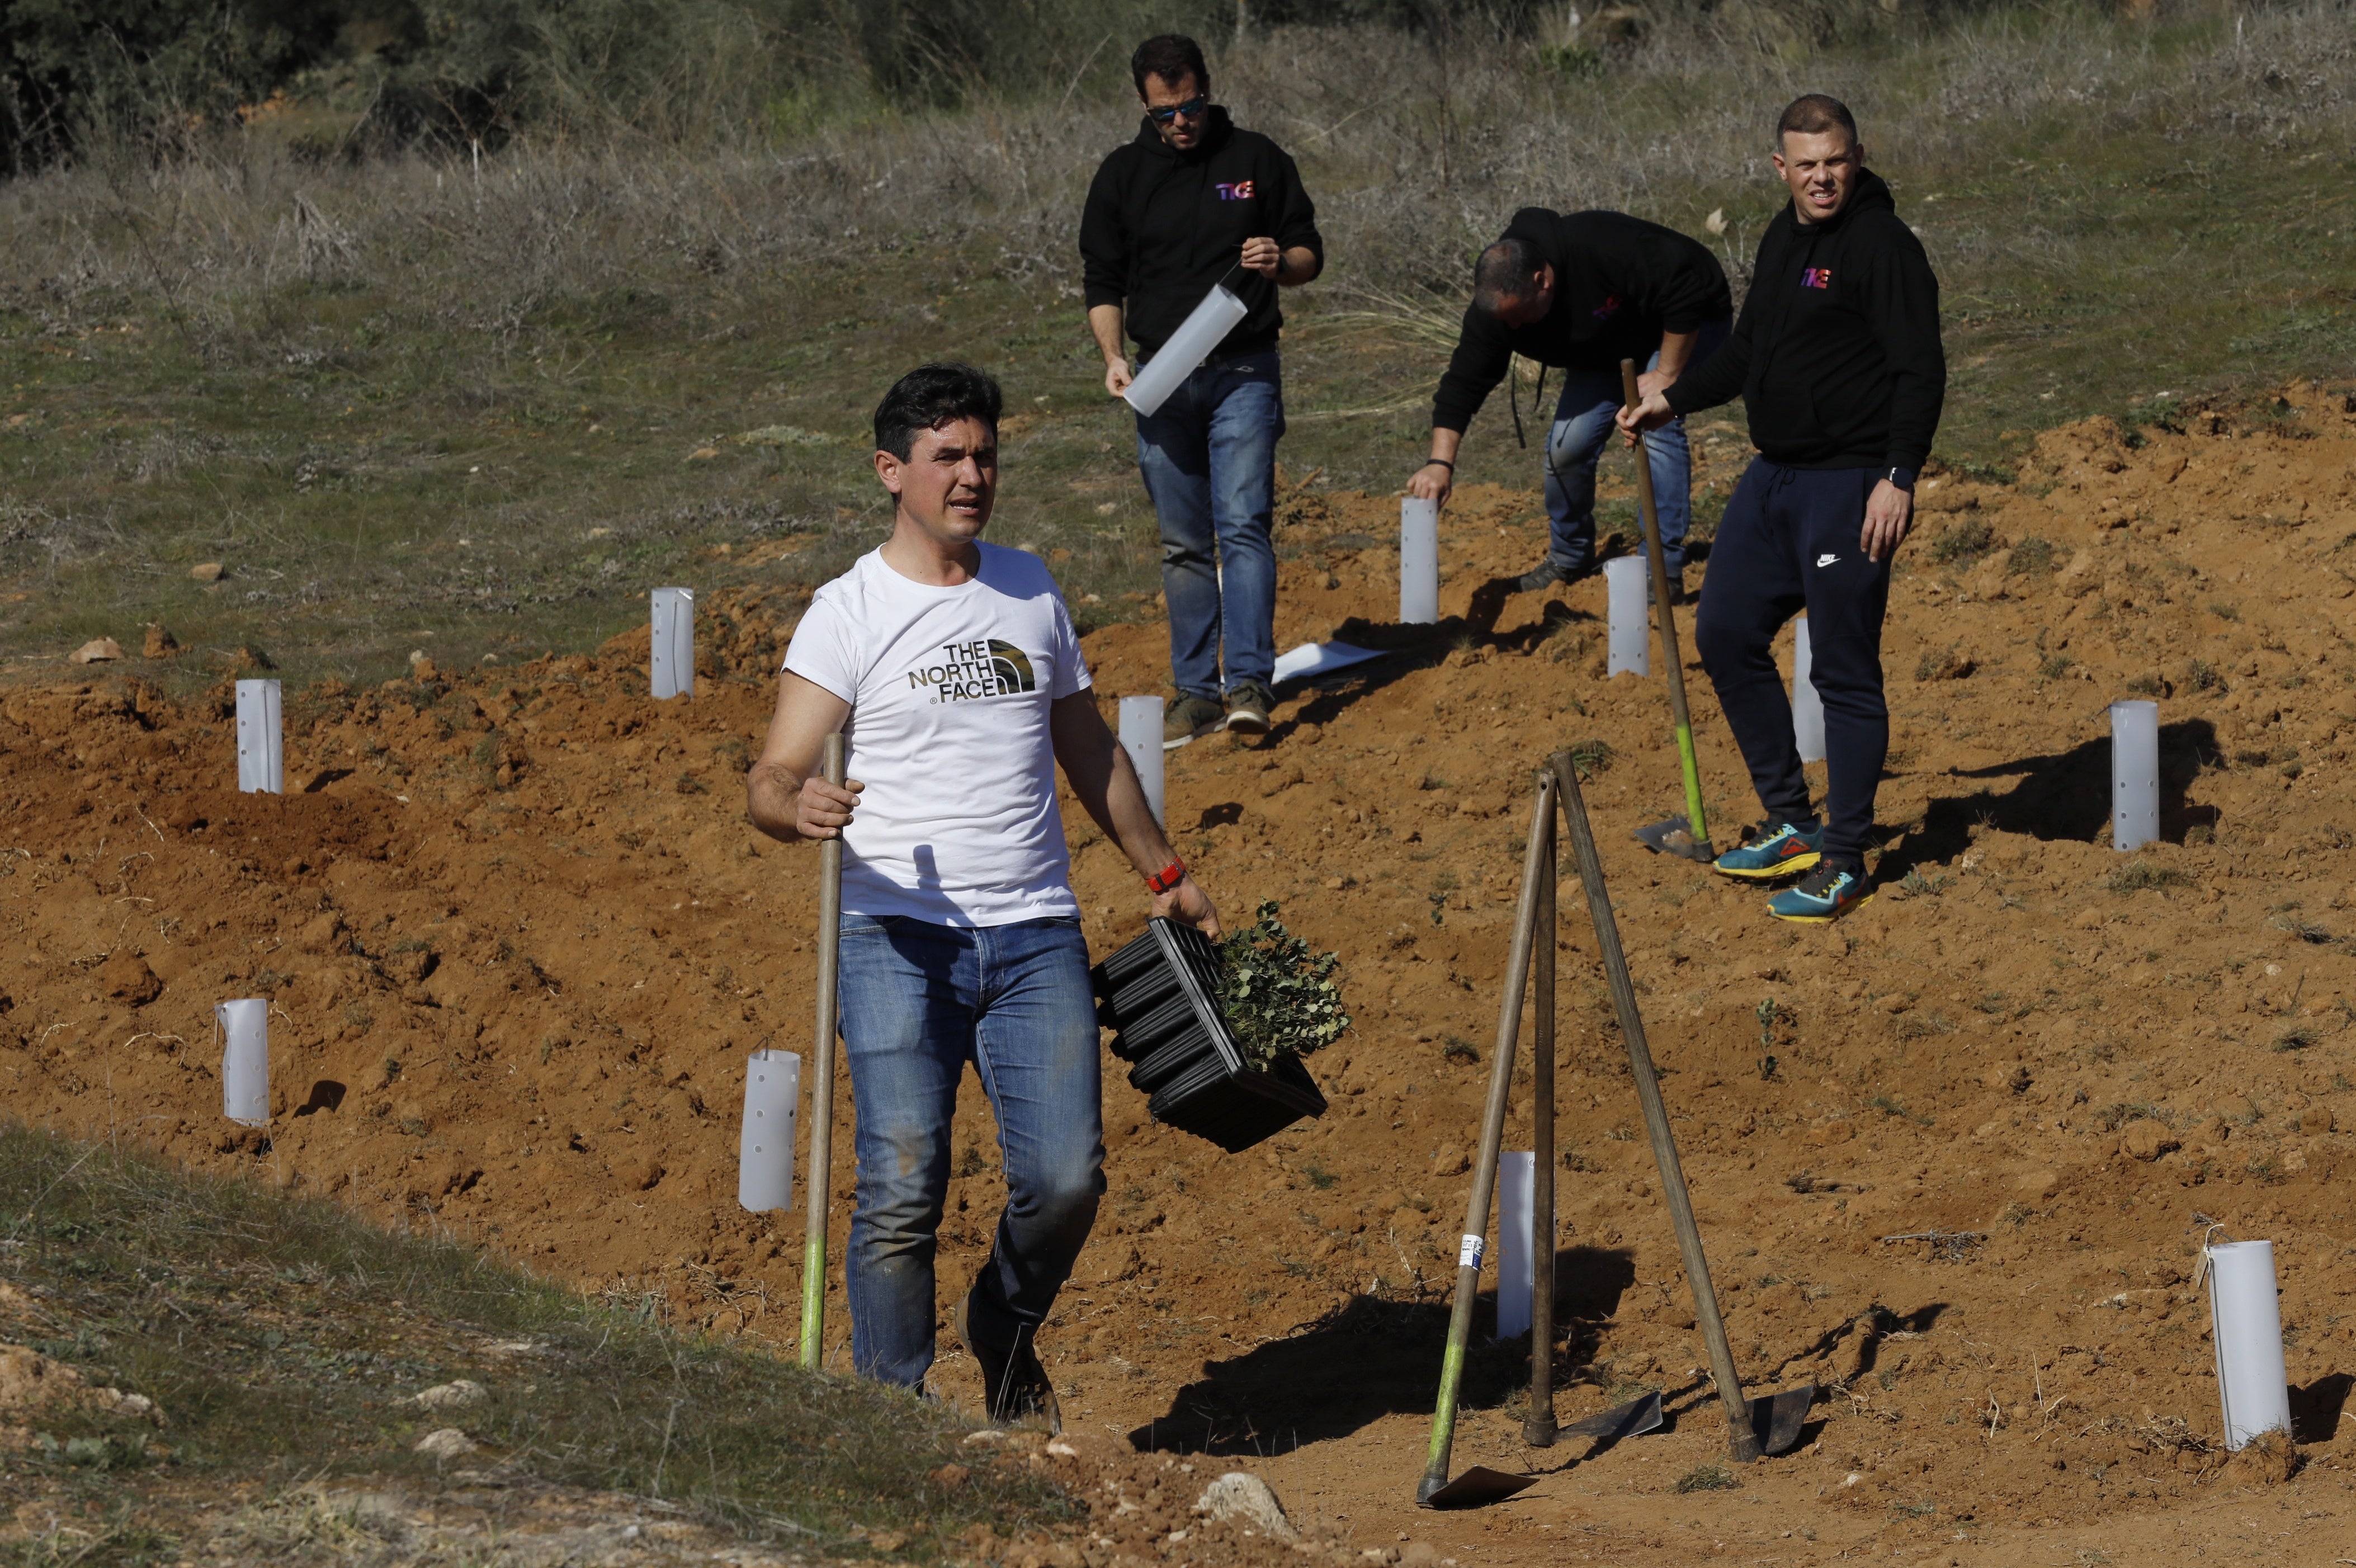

{"left": 1092, "top": 918, "right": 1328, "bottom": 1154}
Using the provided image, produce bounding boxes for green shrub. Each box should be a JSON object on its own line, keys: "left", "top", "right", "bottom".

{"left": 1218, "top": 901, "right": 1351, "bottom": 1071}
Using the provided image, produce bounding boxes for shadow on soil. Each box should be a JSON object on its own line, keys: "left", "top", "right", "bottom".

{"left": 2292, "top": 1372, "right": 2353, "bottom": 1445}
{"left": 1875, "top": 719, "right": 2222, "bottom": 879}
{"left": 1126, "top": 1246, "right": 1633, "bottom": 1455}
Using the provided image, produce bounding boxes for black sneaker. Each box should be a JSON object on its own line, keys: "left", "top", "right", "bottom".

{"left": 1223, "top": 679, "right": 1274, "bottom": 736}
{"left": 1652, "top": 572, "right": 1685, "bottom": 606}
{"left": 1512, "top": 559, "right": 1586, "bottom": 593}
{"left": 955, "top": 1288, "right": 1061, "bottom": 1432}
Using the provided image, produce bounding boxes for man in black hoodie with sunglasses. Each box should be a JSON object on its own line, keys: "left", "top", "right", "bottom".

{"left": 1621, "top": 93, "right": 1945, "bottom": 925}
{"left": 1080, "top": 34, "right": 1324, "bottom": 750}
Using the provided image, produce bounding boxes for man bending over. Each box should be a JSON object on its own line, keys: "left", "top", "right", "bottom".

{"left": 747, "top": 362, "right": 1221, "bottom": 1427}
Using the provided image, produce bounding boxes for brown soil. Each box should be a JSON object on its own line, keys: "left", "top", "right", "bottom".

{"left": 8, "top": 389, "right": 2356, "bottom": 1562}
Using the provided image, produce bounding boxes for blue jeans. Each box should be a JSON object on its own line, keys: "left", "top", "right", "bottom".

{"left": 1134, "top": 352, "right": 1283, "bottom": 698}
{"left": 1541, "top": 321, "right": 1730, "bottom": 576}
{"left": 835, "top": 913, "right": 1104, "bottom": 1390}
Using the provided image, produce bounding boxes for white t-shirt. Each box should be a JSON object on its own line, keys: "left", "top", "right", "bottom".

{"left": 782, "top": 543, "right": 1092, "bottom": 926}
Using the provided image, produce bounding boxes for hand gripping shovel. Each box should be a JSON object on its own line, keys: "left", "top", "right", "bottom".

{"left": 1619, "top": 358, "right": 1715, "bottom": 864}
{"left": 799, "top": 732, "right": 847, "bottom": 1369}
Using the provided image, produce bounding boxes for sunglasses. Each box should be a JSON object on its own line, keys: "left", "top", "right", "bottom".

{"left": 1147, "top": 96, "right": 1208, "bottom": 124}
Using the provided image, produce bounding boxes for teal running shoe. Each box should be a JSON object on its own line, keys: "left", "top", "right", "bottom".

{"left": 1712, "top": 821, "right": 1824, "bottom": 881}
{"left": 1767, "top": 863, "right": 1874, "bottom": 923}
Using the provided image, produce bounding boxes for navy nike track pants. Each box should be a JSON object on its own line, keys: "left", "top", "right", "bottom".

{"left": 1693, "top": 459, "right": 1891, "bottom": 870}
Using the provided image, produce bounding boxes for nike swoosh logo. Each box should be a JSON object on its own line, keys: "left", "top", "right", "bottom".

{"left": 1816, "top": 553, "right": 1840, "bottom": 566}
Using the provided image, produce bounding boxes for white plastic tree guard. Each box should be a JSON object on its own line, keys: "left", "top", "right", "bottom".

{"left": 235, "top": 679, "right": 284, "bottom": 794}
{"left": 2111, "top": 698, "right": 2160, "bottom": 852}
{"left": 1123, "top": 286, "right": 1249, "bottom": 418}
{"left": 1400, "top": 497, "right": 1440, "bottom": 625}
{"left": 651, "top": 587, "right": 695, "bottom": 700}
{"left": 1495, "top": 1150, "right": 1536, "bottom": 1340}
{"left": 217, "top": 999, "right": 269, "bottom": 1126}
{"left": 1792, "top": 616, "right": 1826, "bottom": 765}
{"left": 738, "top": 1049, "right": 802, "bottom": 1213}
{"left": 1117, "top": 696, "right": 1167, "bottom": 828}
{"left": 2204, "top": 1238, "right": 2292, "bottom": 1449}
{"left": 1604, "top": 556, "right": 1649, "bottom": 676}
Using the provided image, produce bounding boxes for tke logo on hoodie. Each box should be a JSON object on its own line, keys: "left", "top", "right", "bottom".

{"left": 905, "top": 639, "right": 1038, "bottom": 704}
{"left": 1800, "top": 267, "right": 1834, "bottom": 290}
{"left": 1214, "top": 180, "right": 1255, "bottom": 200}
{"left": 1592, "top": 293, "right": 1623, "bottom": 321}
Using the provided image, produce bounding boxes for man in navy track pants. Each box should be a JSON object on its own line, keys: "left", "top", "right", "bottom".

{"left": 1621, "top": 93, "right": 1944, "bottom": 923}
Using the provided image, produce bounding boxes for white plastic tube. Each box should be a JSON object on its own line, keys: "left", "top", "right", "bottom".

{"left": 738, "top": 1049, "right": 802, "bottom": 1213}
{"left": 1399, "top": 497, "right": 1439, "bottom": 625}
{"left": 1604, "top": 556, "right": 1649, "bottom": 676}
{"left": 235, "top": 679, "right": 283, "bottom": 794}
{"left": 2111, "top": 699, "right": 2159, "bottom": 852}
{"left": 651, "top": 587, "right": 695, "bottom": 700}
{"left": 1496, "top": 1151, "right": 1535, "bottom": 1340}
{"left": 1792, "top": 616, "right": 1826, "bottom": 765}
{"left": 1117, "top": 696, "right": 1166, "bottom": 828}
{"left": 217, "top": 999, "right": 269, "bottom": 1126}
{"left": 1123, "top": 286, "right": 1249, "bottom": 418}
{"left": 2206, "top": 1239, "right": 2292, "bottom": 1449}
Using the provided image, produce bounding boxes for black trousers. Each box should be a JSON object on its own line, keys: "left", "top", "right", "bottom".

{"left": 1693, "top": 458, "right": 1891, "bottom": 869}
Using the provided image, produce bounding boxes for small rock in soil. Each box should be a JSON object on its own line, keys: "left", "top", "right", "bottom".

{"left": 1194, "top": 1472, "right": 1294, "bottom": 1540}
{"left": 413, "top": 1427, "right": 477, "bottom": 1459}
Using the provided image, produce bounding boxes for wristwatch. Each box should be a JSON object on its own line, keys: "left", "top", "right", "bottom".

{"left": 1884, "top": 466, "right": 1916, "bottom": 492}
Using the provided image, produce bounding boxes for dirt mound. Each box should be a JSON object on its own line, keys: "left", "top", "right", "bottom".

{"left": 5, "top": 391, "right": 2356, "bottom": 1560}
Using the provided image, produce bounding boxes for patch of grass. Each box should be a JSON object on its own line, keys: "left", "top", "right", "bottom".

{"left": 1928, "top": 516, "right": 1995, "bottom": 564}
{"left": 1674, "top": 1463, "right": 1739, "bottom": 1494}
{"left": 2187, "top": 658, "right": 2226, "bottom": 693}
{"left": 2209, "top": 601, "right": 2242, "bottom": 621}
{"left": 1302, "top": 1159, "right": 1338, "bottom": 1191}
{"left": 0, "top": 1121, "right": 1064, "bottom": 1551}
{"left": 2108, "top": 861, "right": 2192, "bottom": 894}
{"left": 1567, "top": 737, "right": 1615, "bottom": 778}
{"left": 1440, "top": 1034, "right": 1480, "bottom": 1064}
{"left": 2037, "top": 651, "right": 2075, "bottom": 681}
{"left": 2007, "top": 537, "right": 2058, "bottom": 577}
{"left": 2274, "top": 1024, "right": 2321, "bottom": 1053}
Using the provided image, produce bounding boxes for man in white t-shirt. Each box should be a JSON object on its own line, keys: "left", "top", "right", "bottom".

{"left": 747, "top": 362, "right": 1220, "bottom": 1430}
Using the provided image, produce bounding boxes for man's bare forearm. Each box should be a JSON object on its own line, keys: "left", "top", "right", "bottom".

{"left": 1088, "top": 303, "right": 1127, "bottom": 368}
{"left": 745, "top": 760, "right": 808, "bottom": 843}
{"left": 1051, "top": 695, "right": 1177, "bottom": 875}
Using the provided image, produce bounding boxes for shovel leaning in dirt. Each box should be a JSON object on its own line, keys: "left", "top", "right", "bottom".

{"left": 798, "top": 732, "right": 847, "bottom": 1370}
{"left": 1617, "top": 358, "right": 1716, "bottom": 865}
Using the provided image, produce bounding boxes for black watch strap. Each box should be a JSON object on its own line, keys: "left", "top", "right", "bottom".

{"left": 1885, "top": 466, "right": 1916, "bottom": 492}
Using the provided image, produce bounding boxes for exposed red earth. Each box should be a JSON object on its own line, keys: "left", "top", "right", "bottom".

{"left": 8, "top": 394, "right": 2356, "bottom": 1562}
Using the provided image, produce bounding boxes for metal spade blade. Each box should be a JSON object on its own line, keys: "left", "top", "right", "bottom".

{"left": 1749, "top": 1385, "right": 1819, "bottom": 1456}
{"left": 1418, "top": 1466, "right": 1537, "bottom": 1509}
{"left": 1632, "top": 815, "right": 1715, "bottom": 862}
{"left": 1559, "top": 1390, "right": 1664, "bottom": 1443}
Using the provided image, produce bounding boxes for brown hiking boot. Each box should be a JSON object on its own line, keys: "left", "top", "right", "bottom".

{"left": 1163, "top": 693, "right": 1225, "bottom": 750}
{"left": 955, "top": 1289, "right": 1060, "bottom": 1433}
{"left": 1222, "top": 679, "right": 1274, "bottom": 736}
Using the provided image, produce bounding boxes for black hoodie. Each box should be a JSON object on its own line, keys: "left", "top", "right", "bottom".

{"left": 1665, "top": 170, "right": 1945, "bottom": 471}
{"left": 1079, "top": 107, "right": 1322, "bottom": 361}
{"left": 1430, "top": 208, "right": 1731, "bottom": 434}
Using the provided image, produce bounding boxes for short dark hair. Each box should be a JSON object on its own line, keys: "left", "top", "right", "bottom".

{"left": 1472, "top": 237, "right": 1546, "bottom": 313}
{"left": 1777, "top": 93, "right": 1858, "bottom": 148}
{"left": 1131, "top": 35, "right": 1209, "bottom": 97}
{"left": 873, "top": 362, "right": 1002, "bottom": 460}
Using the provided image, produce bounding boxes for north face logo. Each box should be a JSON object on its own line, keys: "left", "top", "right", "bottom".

{"left": 905, "top": 639, "right": 1038, "bottom": 703}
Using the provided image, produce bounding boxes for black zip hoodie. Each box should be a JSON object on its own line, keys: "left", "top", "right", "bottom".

{"left": 1430, "top": 208, "right": 1731, "bottom": 434}
{"left": 1079, "top": 107, "right": 1322, "bottom": 361}
{"left": 1665, "top": 169, "right": 1945, "bottom": 471}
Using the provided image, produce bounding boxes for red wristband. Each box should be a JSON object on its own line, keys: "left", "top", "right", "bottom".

{"left": 1145, "top": 859, "right": 1187, "bottom": 895}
